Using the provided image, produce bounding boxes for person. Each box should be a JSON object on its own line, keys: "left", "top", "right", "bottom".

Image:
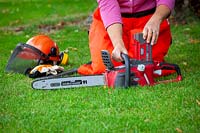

{"left": 78, "top": 0, "right": 175, "bottom": 75}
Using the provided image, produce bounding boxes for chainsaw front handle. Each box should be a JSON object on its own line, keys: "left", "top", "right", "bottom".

{"left": 121, "top": 53, "right": 131, "bottom": 88}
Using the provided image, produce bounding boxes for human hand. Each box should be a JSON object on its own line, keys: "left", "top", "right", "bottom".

{"left": 111, "top": 43, "right": 128, "bottom": 62}
{"left": 143, "top": 17, "right": 161, "bottom": 45}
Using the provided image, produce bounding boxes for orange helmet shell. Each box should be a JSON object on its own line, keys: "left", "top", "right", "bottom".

{"left": 26, "top": 35, "right": 60, "bottom": 61}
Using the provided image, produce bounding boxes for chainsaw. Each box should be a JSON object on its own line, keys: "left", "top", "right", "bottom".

{"left": 32, "top": 33, "right": 182, "bottom": 90}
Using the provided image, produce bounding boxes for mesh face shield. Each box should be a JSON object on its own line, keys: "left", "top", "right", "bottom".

{"left": 5, "top": 43, "right": 48, "bottom": 74}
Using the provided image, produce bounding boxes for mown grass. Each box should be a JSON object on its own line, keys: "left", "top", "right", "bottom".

{"left": 0, "top": 0, "right": 200, "bottom": 132}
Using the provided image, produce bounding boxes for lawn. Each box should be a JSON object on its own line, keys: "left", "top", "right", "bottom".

{"left": 0, "top": 0, "right": 200, "bottom": 132}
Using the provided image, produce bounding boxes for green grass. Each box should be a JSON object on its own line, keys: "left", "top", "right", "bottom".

{"left": 1, "top": 0, "right": 200, "bottom": 132}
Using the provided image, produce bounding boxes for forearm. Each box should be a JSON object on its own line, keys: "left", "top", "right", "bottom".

{"left": 107, "top": 23, "right": 124, "bottom": 47}
{"left": 151, "top": 5, "right": 171, "bottom": 23}
{"left": 107, "top": 23, "right": 128, "bottom": 61}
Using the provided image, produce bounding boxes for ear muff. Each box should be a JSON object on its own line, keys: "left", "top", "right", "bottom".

{"left": 59, "top": 52, "right": 69, "bottom": 65}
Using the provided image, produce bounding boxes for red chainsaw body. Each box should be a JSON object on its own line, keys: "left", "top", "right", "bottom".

{"left": 104, "top": 32, "right": 182, "bottom": 88}
{"left": 104, "top": 62, "right": 155, "bottom": 88}
{"left": 131, "top": 63, "right": 155, "bottom": 86}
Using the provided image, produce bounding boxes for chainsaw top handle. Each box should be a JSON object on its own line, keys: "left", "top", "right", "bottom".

{"left": 121, "top": 53, "right": 131, "bottom": 88}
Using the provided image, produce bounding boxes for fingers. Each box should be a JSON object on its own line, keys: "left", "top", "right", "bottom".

{"left": 143, "top": 28, "right": 159, "bottom": 45}
{"left": 111, "top": 47, "right": 128, "bottom": 62}
{"left": 111, "top": 51, "right": 122, "bottom": 62}
{"left": 151, "top": 30, "right": 158, "bottom": 45}
{"left": 146, "top": 29, "right": 153, "bottom": 44}
{"left": 143, "top": 28, "right": 148, "bottom": 41}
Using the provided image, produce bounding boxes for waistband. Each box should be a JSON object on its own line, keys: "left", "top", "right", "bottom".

{"left": 121, "top": 7, "right": 156, "bottom": 18}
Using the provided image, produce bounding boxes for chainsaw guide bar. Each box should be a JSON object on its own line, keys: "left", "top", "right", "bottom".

{"left": 32, "top": 75, "right": 105, "bottom": 89}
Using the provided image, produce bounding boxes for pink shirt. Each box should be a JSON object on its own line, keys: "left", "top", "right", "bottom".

{"left": 97, "top": 0, "right": 175, "bottom": 28}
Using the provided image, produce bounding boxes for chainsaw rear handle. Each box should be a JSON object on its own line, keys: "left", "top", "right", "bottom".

{"left": 121, "top": 53, "right": 131, "bottom": 87}
{"left": 156, "top": 62, "right": 182, "bottom": 82}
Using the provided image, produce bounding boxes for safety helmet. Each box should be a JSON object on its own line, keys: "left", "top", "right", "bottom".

{"left": 26, "top": 35, "right": 60, "bottom": 62}
{"left": 26, "top": 35, "right": 68, "bottom": 65}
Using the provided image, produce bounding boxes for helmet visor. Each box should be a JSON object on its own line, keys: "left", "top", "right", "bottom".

{"left": 5, "top": 43, "right": 47, "bottom": 74}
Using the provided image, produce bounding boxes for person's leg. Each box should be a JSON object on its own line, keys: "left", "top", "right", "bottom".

{"left": 78, "top": 9, "right": 121, "bottom": 75}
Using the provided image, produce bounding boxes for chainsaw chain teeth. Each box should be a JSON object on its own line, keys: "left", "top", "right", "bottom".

{"left": 101, "top": 50, "right": 114, "bottom": 70}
